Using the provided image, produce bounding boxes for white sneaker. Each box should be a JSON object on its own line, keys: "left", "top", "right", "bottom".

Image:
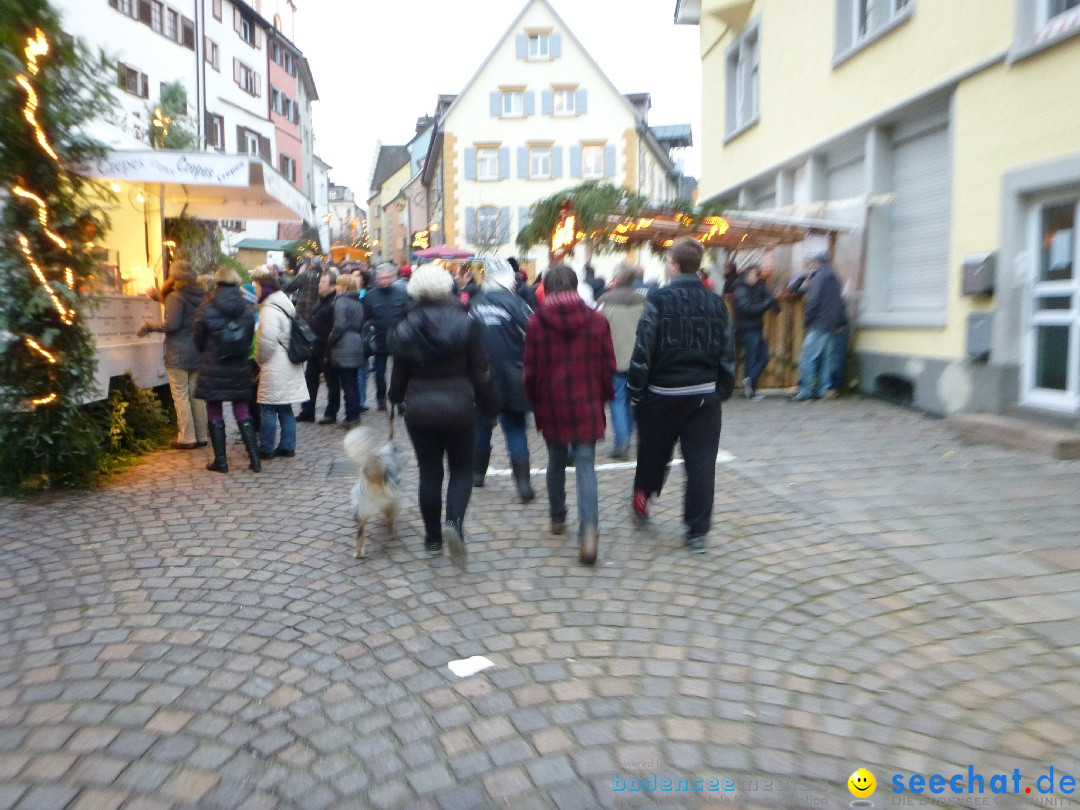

{"left": 743, "top": 377, "right": 754, "bottom": 399}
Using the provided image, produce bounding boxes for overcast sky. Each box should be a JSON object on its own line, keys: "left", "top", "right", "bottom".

{"left": 294, "top": 0, "right": 702, "bottom": 203}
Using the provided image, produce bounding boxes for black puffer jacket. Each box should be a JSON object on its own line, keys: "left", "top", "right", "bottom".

{"left": 307, "top": 291, "right": 336, "bottom": 353}
{"left": 733, "top": 278, "right": 778, "bottom": 332}
{"left": 387, "top": 299, "right": 499, "bottom": 431}
{"left": 627, "top": 274, "right": 735, "bottom": 402}
{"left": 193, "top": 284, "right": 256, "bottom": 402}
{"left": 470, "top": 288, "right": 531, "bottom": 413}
{"left": 362, "top": 284, "right": 409, "bottom": 353}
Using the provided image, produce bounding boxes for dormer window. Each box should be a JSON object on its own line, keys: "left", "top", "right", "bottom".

{"left": 528, "top": 33, "right": 549, "bottom": 60}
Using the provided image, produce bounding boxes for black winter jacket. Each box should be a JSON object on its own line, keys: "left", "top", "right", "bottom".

{"left": 470, "top": 288, "right": 532, "bottom": 413}
{"left": 307, "top": 291, "right": 336, "bottom": 351}
{"left": 733, "top": 278, "right": 778, "bottom": 332}
{"left": 362, "top": 285, "right": 409, "bottom": 353}
{"left": 387, "top": 299, "right": 499, "bottom": 431}
{"left": 804, "top": 264, "right": 845, "bottom": 332}
{"left": 193, "top": 284, "right": 257, "bottom": 402}
{"left": 627, "top": 274, "right": 735, "bottom": 402}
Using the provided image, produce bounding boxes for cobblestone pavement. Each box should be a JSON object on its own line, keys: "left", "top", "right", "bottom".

{"left": 2, "top": 388, "right": 1079, "bottom": 810}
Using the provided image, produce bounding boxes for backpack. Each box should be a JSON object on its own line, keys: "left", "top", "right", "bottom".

{"left": 217, "top": 319, "right": 251, "bottom": 362}
{"left": 270, "top": 303, "right": 316, "bottom": 364}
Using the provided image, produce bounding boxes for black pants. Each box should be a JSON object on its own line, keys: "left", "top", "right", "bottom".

{"left": 373, "top": 352, "right": 389, "bottom": 406}
{"left": 633, "top": 391, "right": 722, "bottom": 538}
{"left": 406, "top": 420, "right": 475, "bottom": 541}
{"left": 337, "top": 366, "right": 361, "bottom": 422}
{"left": 301, "top": 353, "right": 340, "bottom": 418}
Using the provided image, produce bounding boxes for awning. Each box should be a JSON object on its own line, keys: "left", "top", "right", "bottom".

{"left": 82, "top": 149, "right": 314, "bottom": 223}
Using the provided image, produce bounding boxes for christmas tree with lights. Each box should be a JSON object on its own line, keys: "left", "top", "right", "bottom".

{"left": 0, "top": 0, "right": 115, "bottom": 490}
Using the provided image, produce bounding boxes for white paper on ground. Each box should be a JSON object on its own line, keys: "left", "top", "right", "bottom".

{"left": 447, "top": 655, "right": 495, "bottom": 677}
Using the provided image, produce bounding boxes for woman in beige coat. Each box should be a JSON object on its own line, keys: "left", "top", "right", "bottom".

{"left": 253, "top": 269, "right": 309, "bottom": 458}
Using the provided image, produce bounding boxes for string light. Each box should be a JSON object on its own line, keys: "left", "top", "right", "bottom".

{"left": 14, "top": 74, "right": 58, "bottom": 162}
{"left": 24, "top": 338, "right": 58, "bottom": 364}
{"left": 65, "top": 267, "right": 74, "bottom": 288}
{"left": 12, "top": 185, "right": 69, "bottom": 249}
{"left": 17, "top": 234, "right": 73, "bottom": 324}
{"left": 31, "top": 393, "right": 58, "bottom": 406}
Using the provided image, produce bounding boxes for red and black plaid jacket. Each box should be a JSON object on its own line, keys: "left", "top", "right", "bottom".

{"left": 523, "top": 292, "right": 616, "bottom": 445}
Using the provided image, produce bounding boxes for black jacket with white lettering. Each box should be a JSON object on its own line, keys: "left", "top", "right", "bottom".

{"left": 626, "top": 274, "right": 735, "bottom": 402}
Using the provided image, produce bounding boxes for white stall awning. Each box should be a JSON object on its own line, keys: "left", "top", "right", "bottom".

{"left": 83, "top": 149, "right": 314, "bottom": 223}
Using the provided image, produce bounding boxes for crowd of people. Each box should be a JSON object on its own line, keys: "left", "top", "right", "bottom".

{"left": 140, "top": 239, "right": 846, "bottom": 566}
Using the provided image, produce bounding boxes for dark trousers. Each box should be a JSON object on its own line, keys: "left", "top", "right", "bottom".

{"left": 373, "top": 352, "right": 389, "bottom": 406}
{"left": 337, "top": 366, "right": 361, "bottom": 422}
{"left": 633, "top": 391, "right": 722, "bottom": 538}
{"left": 406, "top": 421, "right": 475, "bottom": 541}
{"left": 302, "top": 353, "right": 340, "bottom": 417}
{"left": 739, "top": 328, "right": 769, "bottom": 386}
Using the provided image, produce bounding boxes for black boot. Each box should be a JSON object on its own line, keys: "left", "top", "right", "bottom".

{"left": 206, "top": 421, "right": 228, "bottom": 473}
{"left": 472, "top": 449, "right": 490, "bottom": 488}
{"left": 510, "top": 457, "right": 535, "bottom": 503}
{"left": 238, "top": 419, "right": 261, "bottom": 472}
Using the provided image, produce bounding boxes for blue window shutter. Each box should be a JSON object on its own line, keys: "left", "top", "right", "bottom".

{"left": 517, "top": 146, "right": 528, "bottom": 179}
{"left": 498, "top": 207, "right": 511, "bottom": 244}
{"left": 519, "top": 206, "right": 531, "bottom": 232}
{"left": 465, "top": 207, "right": 477, "bottom": 244}
{"left": 576, "top": 88, "right": 587, "bottom": 115}
{"left": 542, "top": 89, "right": 553, "bottom": 116}
{"left": 551, "top": 145, "right": 563, "bottom": 178}
{"left": 604, "top": 144, "right": 616, "bottom": 178}
{"left": 499, "top": 147, "right": 510, "bottom": 180}
{"left": 464, "top": 148, "right": 476, "bottom": 181}
{"left": 524, "top": 90, "right": 535, "bottom": 116}
{"left": 490, "top": 91, "right": 500, "bottom": 117}
{"left": 516, "top": 34, "right": 527, "bottom": 59}
{"left": 569, "top": 145, "right": 582, "bottom": 178}
{"left": 551, "top": 33, "right": 562, "bottom": 58}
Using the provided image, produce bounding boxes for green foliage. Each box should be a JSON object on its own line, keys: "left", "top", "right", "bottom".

{"left": 147, "top": 81, "right": 197, "bottom": 151}
{"left": 164, "top": 215, "right": 219, "bottom": 273}
{"left": 516, "top": 182, "right": 649, "bottom": 259}
{"left": 0, "top": 404, "right": 104, "bottom": 492}
{"left": 216, "top": 251, "right": 250, "bottom": 282}
{"left": 101, "top": 374, "right": 172, "bottom": 454}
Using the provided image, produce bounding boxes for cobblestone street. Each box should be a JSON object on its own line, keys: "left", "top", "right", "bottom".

{"left": 2, "top": 393, "right": 1079, "bottom": 809}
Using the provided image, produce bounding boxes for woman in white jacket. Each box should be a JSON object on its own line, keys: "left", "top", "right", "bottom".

{"left": 253, "top": 269, "right": 309, "bottom": 458}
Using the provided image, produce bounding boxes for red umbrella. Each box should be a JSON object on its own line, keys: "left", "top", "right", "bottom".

{"left": 414, "top": 244, "right": 474, "bottom": 260}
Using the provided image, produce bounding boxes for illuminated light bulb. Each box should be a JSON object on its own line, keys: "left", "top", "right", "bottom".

{"left": 65, "top": 267, "right": 74, "bottom": 288}
{"left": 32, "top": 393, "right": 58, "bottom": 406}
{"left": 111, "top": 183, "right": 121, "bottom": 193}
{"left": 136, "top": 193, "right": 145, "bottom": 203}
{"left": 25, "top": 337, "right": 58, "bottom": 364}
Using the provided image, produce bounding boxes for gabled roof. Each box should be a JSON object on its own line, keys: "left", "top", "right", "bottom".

{"left": 437, "top": 0, "right": 654, "bottom": 137}
{"left": 369, "top": 145, "right": 410, "bottom": 194}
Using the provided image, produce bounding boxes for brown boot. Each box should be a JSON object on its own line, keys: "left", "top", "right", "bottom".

{"left": 551, "top": 522, "right": 566, "bottom": 535}
{"left": 579, "top": 527, "right": 598, "bottom": 566}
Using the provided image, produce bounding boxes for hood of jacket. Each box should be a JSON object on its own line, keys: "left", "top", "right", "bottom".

{"left": 174, "top": 284, "right": 205, "bottom": 311}
{"left": 212, "top": 284, "right": 248, "bottom": 318}
{"left": 392, "top": 300, "right": 475, "bottom": 365}
{"left": 535, "top": 291, "right": 592, "bottom": 335}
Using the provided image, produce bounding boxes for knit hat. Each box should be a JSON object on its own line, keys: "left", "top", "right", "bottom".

{"left": 484, "top": 256, "right": 516, "bottom": 292}
{"left": 168, "top": 260, "right": 197, "bottom": 284}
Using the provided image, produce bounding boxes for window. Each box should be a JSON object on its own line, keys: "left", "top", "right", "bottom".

{"left": 181, "top": 16, "right": 195, "bottom": 49}
{"left": 212, "top": 0, "right": 222, "bottom": 20}
{"left": 725, "top": 19, "right": 760, "bottom": 138}
{"left": 206, "top": 112, "right": 224, "bottom": 150}
{"left": 165, "top": 8, "right": 178, "bottom": 41}
{"left": 117, "top": 62, "right": 148, "bottom": 98}
{"left": 552, "top": 89, "right": 575, "bottom": 116}
{"left": 113, "top": 0, "right": 134, "bottom": 15}
{"left": 582, "top": 145, "right": 604, "bottom": 179}
{"left": 205, "top": 38, "right": 219, "bottom": 71}
{"left": 528, "top": 146, "right": 551, "bottom": 179}
{"left": 1040, "top": 0, "right": 1080, "bottom": 24}
{"left": 528, "top": 33, "right": 549, "bottom": 59}
{"left": 476, "top": 148, "right": 499, "bottom": 181}
{"left": 501, "top": 90, "right": 523, "bottom": 117}
{"left": 150, "top": 1, "right": 162, "bottom": 32}
{"left": 239, "top": 128, "right": 260, "bottom": 155}
{"left": 835, "top": 0, "right": 913, "bottom": 60}
{"left": 234, "top": 59, "right": 259, "bottom": 96}
{"left": 221, "top": 219, "right": 244, "bottom": 232}
{"left": 279, "top": 154, "right": 297, "bottom": 183}
{"left": 477, "top": 207, "right": 499, "bottom": 242}
{"left": 240, "top": 18, "right": 256, "bottom": 46}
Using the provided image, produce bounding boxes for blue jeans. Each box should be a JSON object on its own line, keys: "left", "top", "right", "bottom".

{"left": 610, "top": 372, "right": 634, "bottom": 451}
{"left": 475, "top": 409, "right": 530, "bottom": 462}
{"left": 546, "top": 442, "right": 597, "bottom": 537}
{"left": 260, "top": 403, "right": 296, "bottom": 452}
{"left": 738, "top": 329, "right": 769, "bottom": 386}
{"left": 825, "top": 326, "right": 849, "bottom": 392}
{"left": 358, "top": 360, "right": 369, "bottom": 408}
{"left": 373, "top": 353, "right": 389, "bottom": 405}
{"left": 337, "top": 366, "right": 362, "bottom": 422}
{"left": 797, "top": 329, "right": 833, "bottom": 398}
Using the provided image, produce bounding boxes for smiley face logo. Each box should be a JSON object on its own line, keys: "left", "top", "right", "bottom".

{"left": 848, "top": 768, "right": 876, "bottom": 797}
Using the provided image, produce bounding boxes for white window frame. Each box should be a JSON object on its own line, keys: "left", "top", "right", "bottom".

{"left": 150, "top": 1, "right": 162, "bottom": 32}
{"left": 528, "top": 146, "right": 551, "bottom": 180}
{"left": 207, "top": 113, "right": 224, "bottom": 151}
{"left": 581, "top": 145, "right": 604, "bottom": 180}
{"left": 118, "top": 0, "right": 133, "bottom": 15}
{"left": 552, "top": 89, "right": 575, "bottom": 116}
{"left": 501, "top": 90, "right": 524, "bottom": 118}
{"left": 477, "top": 207, "right": 499, "bottom": 242}
{"left": 243, "top": 130, "right": 260, "bottom": 156}
{"left": 240, "top": 17, "right": 256, "bottom": 46}
{"left": 528, "top": 33, "right": 550, "bottom": 60}
{"left": 835, "top": 0, "right": 914, "bottom": 64}
{"left": 1040, "top": 0, "right": 1080, "bottom": 25}
{"left": 280, "top": 154, "right": 296, "bottom": 183}
{"left": 165, "top": 8, "right": 178, "bottom": 41}
{"left": 476, "top": 148, "right": 499, "bottom": 181}
{"left": 238, "top": 62, "right": 257, "bottom": 96}
{"left": 725, "top": 18, "right": 760, "bottom": 140}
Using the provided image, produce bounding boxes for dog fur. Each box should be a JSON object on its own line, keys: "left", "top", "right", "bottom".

{"left": 343, "top": 426, "right": 405, "bottom": 559}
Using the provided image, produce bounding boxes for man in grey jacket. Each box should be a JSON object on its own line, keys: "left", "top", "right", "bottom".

{"left": 597, "top": 263, "right": 645, "bottom": 459}
{"left": 792, "top": 251, "right": 845, "bottom": 401}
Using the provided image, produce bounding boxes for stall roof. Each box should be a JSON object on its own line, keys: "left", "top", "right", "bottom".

{"left": 82, "top": 149, "right": 314, "bottom": 223}
{"left": 235, "top": 238, "right": 294, "bottom": 251}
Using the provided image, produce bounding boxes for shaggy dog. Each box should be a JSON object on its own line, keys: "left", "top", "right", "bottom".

{"left": 343, "top": 426, "right": 405, "bottom": 559}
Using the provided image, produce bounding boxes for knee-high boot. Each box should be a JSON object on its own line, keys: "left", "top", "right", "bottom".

{"left": 238, "top": 419, "right": 261, "bottom": 472}
{"left": 473, "top": 449, "right": 490, "bottom": 488}
{"left": 510, "top": 457, "right": 535, "bottom": 503}
{"left": 206, "top": 420, "right": 228, "bottom": 473}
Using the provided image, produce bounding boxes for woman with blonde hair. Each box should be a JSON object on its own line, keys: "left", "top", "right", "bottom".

{"left": 388, "top": 263, "right": 499, "bottom": 556}
{"left": 252, "top": 268, "right": 308, "bottom": 458}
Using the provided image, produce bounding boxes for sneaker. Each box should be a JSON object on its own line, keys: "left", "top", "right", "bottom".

{"left": 442, "top": 521, "right": 466, "bottom": 558}
{"left": 790, "top": 392, "right": 814, "bottom": 402}
{"left": 579, "top": 527, "right": 598, "bottom": 566}
{"left": 632, "top": 490, "right": 650, "bottom": 525}
{"left": 318, "top": 416, "right": 337, "bottom": 425}
{"left": 686, "top": 535, "right": 707, "bottom": 553}
{"left": 610, "top": 446, "right": 629, "bottom": 461}
{"left": 550, "top": 522, "right": 566, "bottom": 536}
{"left": 823, "top": 389, "right": 839, "bottom": 400}
{"left": 743, "top": 377, "right": 754, "bottom": 399}
{"left": 377, "top": 402, "right": 387, "bottom": 412}
{"left": 296, "top": 413, "right": 316, "bottom": 423}
{"left": 424, "top": 537, "right": 443, "bottom": 555}
{"left": 274, "top": 448, "right": 295, "bottom": 458}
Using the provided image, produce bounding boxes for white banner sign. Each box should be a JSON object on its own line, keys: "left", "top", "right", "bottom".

{"left": 87, "top": 150, "right": 250, "bottom": 187}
